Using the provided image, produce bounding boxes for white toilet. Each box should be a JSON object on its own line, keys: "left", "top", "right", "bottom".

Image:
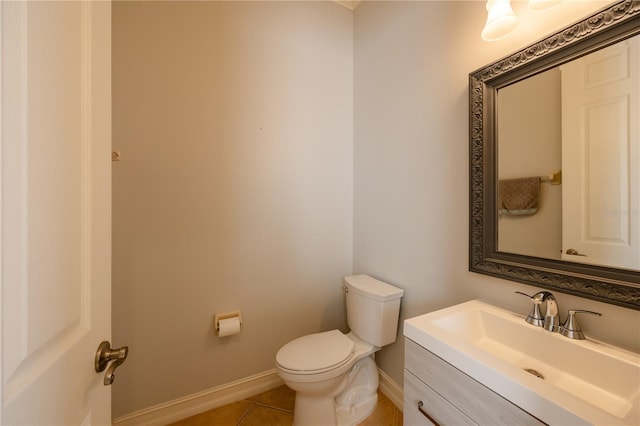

{"left": 275, "top": 275, "right": 404, "bottom": 426}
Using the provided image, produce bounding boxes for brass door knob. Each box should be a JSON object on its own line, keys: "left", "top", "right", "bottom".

{"left": 95, "top": 341, "right": 128, "bottom": 385}
{"left": 566, "top": 248, "right": 587, "bottom": 256}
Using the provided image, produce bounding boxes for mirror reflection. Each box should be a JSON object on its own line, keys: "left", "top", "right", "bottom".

{"left": 497, "top": 34, "right": 639, "bottom": 271}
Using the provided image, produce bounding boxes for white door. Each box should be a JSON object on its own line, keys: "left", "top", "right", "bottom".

{"left": 1, "top": 1, "right": 113, "bottom": 424}
{"left": 561, "top": 35, "right": 640, "bottom": 270}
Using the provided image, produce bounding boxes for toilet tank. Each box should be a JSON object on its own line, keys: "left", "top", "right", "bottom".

{"left": 344, "top": 275, "right": 404, "bottom": 347}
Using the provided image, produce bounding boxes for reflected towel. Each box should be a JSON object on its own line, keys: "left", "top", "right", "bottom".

{"left": 498, "top": 177, "right": 540, "bottom": 216}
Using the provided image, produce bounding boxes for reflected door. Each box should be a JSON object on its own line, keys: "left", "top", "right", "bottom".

{"left": 1, "top": 1, "right": 112, "bottom": 423}
{"left": 561, "top": 36, "right": 640, "bottom": 269}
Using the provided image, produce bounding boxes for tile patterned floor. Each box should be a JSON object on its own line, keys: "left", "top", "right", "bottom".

{"left": 168, "top": 385, "right": 403, "bottom": 426}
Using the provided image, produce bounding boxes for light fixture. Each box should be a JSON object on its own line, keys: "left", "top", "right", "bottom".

{"left": 528, "top": 0, "right": 561, "bottom": 11}
{"left": 481, "top": 0, "right": 519, "bottom": 41}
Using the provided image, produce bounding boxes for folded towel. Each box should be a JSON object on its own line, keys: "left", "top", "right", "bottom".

{"left": 498, "top": 177, "right": 540, "bottom": 216}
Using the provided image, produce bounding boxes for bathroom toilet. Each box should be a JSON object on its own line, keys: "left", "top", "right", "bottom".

{"left": 275, "top": 275, "right": 404, "bottom": 426}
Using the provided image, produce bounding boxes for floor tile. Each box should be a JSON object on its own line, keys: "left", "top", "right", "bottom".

{"left": 356, "top": 392, "right": 398, "bottom": 426}
{"left": 255, "top": 385, "right": 295, "bottom": 412}
{"left": 167, "top": 401, "right": 252, "bottom": 426}
{"left": 241, "top": 392, "right": 261, "bottom": 404}
{"left": 238, "top": 405, "right": 294, "bottom": 426}
{"left": 168, "top": 386, "right": 402, "bottom": 426}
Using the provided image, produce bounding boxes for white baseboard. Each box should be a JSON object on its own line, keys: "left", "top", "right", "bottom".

{"left": 378, "top": 368, "right": 404, "bottom": 412}
{"left": 112, "top": 367, "right": 404, "bottom": 425}
{"left": 112, "top": 369, "right": 283, "bottom": 426}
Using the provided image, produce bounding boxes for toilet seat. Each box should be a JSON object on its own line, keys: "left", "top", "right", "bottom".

{"left": 276, "top": 330, "right": 354, "bottom": 375}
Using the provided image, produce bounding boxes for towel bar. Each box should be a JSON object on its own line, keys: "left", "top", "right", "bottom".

{"left": 540, "top": 170, "right": 561, "bottom": 185}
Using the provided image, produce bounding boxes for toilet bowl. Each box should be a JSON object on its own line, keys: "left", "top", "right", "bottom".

{"left": 275, "top": 275, "right": 404, "bottom": 426}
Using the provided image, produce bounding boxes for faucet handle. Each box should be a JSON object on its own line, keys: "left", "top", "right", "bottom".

{"left": 559, "top": 309, "right": 602, "bottom": 340}
{"left": 515, "top": 291, "right": 546, "bottom": 327}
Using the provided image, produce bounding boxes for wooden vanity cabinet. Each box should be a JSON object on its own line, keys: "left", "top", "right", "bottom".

{"left": 403, "top": 339, "right": 546, "bottom": 425}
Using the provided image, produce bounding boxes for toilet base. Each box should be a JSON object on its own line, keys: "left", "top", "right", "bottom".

{"left": 291, "top": 355, "right": 379, "bottom": 426}
{"left": 335, "top": 356, "right": 379, "bottom": 426}
{"left": 336, "top": 392, "right": 377, "bottom": 426}
{"left": 293, "top": 393, "right": 340, "bottom": 426}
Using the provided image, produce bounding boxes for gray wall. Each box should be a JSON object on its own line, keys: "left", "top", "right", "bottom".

{"left": 112, "top": 1, "right": 353, "bottom": 417}
{"left": 112, "top": 0, "right": 640, "bottom": 419}
{"left": 353, "top": 0, "right": 640, "bottom": 387}
{"left": 498, "top": 69, "right": 562, "bottom": 259}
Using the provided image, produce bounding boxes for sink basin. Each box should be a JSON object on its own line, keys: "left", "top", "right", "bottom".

{"left": 404, "top": 300, "right": 640, "bottom": 425}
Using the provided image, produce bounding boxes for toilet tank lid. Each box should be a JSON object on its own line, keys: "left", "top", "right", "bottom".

{"left": 344, "top": 275, "right": 404, "bottom": 302}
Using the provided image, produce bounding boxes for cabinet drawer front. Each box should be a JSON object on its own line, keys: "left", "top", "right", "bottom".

{"left": 405, "top": 339, "right": 546, "bottom": 426}
{"left": 404, "top": 370, "right": 476, "bottom": 426}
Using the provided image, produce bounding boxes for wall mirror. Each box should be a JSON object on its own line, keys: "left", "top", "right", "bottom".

{"left": 470, "top": 0, "right": 640, "bottom": 309}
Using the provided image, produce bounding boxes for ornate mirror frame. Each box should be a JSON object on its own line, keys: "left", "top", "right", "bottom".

{"left": 470, "top": 0, "right": 640, "bottom": 310}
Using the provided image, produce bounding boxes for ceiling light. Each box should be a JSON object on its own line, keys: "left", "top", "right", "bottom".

{"left": 481, "top": 0, "right": 519, "bottom": 41}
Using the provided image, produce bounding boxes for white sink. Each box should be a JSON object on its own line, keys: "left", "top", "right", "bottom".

{"left": 404, "top": 300, "right": 640, "bottom": 425}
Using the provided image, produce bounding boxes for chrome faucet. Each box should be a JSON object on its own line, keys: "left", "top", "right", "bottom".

{"left": 541, "top": 292, "right": 559, "bottom": 332}
{"left": 515, "top": 291, "right": 559, "bottom": 331}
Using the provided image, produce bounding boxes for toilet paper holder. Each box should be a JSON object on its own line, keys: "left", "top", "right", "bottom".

{"left": 214, "top": 311, "right": 242, "bottom": 334}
